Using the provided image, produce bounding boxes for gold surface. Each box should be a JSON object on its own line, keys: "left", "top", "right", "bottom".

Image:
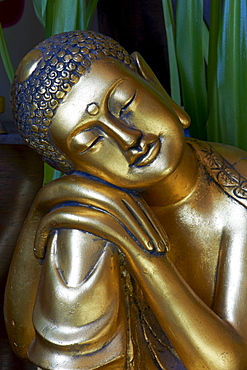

{"left": 16, "top": 49, "right": 43, "bottom": 83}
{"left": 4, "top": 31, "right": 247, "bottom": 369}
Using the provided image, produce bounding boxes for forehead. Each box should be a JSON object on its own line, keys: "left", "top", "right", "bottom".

{"left": 50, "top": 58, "right": 140, "bottom": 141}
{"left": 63, "top": 57, "right": 138, "bottom": 104}
{"left": 53, "top": 58, "right": 139, "bottom": 118}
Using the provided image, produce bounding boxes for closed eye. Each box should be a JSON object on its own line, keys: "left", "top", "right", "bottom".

{"left": 69, "top": 128, "right": 104, "bottom": 154}
{"left": 108, "top": 79, "right": 136, "bottom": 118}
{"left": 120, "top": 92, "right": 136, "bottom": 117}
{"left": 81, "top": 136, "right": 103, "bottom": 154}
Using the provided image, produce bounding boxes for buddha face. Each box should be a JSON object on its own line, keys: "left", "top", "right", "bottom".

{"left": 50, "top": 57, "right": 186, "bottom": 190}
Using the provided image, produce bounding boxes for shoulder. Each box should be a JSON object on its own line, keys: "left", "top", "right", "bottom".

{"left": 186, "top": 137, "right": 247, "bottom": 177}
{"left": 187, "top": 138, "right": 247, "bottom": 209}
{"left": 209, "top": 141, "right": 247, "bottom": 178}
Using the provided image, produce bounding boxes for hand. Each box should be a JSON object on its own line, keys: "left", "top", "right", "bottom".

{"left": 33, "top": 173, "right": 169, "bottom": 259}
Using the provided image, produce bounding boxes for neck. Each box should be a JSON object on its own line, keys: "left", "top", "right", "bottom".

{"left": 141, "top": 143, "right": 199, "bottom": 206}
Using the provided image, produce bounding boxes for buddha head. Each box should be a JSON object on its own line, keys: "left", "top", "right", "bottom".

{"left": 12, "top": 30, "right": 190, "bottom": 189}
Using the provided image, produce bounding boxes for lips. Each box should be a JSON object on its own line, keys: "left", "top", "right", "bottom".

{"left": 129, "top": 138, "right": 161, "bottom": 167}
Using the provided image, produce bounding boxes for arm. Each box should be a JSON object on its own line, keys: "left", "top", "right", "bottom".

{"left": 4, "top": 172, "right": 167, "bottom": 358}
{"left": 7, "top": 173, "right": 247, "bottom": 368}
{"left": 29, "top": 229, "right": 128, "bottom": 369}
{"left": 4, "top": 202, "right": 43, "bottom": 358}
{"left": 33, "top": 181, "right": 247, "bottom": 370}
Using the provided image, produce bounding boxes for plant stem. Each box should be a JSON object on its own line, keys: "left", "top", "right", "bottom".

{"left": 0, "top": 23, "right": 14, "bottom": 83}
{"left": 161, "top": 0, "right": 181, "bottom": 105}
{"left": 176, "top": 0, "right": 208, "bottom": 140}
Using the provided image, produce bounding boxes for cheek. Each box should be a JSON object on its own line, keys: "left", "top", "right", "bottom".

{"left": 123, "top": 105, "right": 181, "bottom": 136}
{"left": 73, "top": 139, "right": 129, "bottom": 175}
{"left": 162, "top": 134, "right": 185, "bottom": 169}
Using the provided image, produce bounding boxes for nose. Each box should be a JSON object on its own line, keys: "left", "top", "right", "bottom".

{"left": 101, "top": 117, "right": 142, "bottom": 151}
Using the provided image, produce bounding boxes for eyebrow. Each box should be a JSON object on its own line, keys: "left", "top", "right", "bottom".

{"left": 83, "top": 78, "right": 125, "bottom": 118}
{"left": 107, "top": 78, "right": 125, "bottom": 98}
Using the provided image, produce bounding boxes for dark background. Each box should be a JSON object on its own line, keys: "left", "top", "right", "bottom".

{"left": 98, "top": 0, "right": 211, "bottom": 94}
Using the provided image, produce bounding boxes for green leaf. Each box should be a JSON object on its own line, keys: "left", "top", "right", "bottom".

{"left": 176, "top": 0, "right": 208, "bottom": 140}
{"left": 76, "top": 0, "right": 86, "bottom": 30}
{"left": 44, "top": 0, "right": 54, "bottom": 38}
{"left": 85, "top": 0, "right": 98, "bottom": 30}
{"left": 44, "top": 164, "right": 63, "bottom": 185}
{"left": 51, "top": 0, "right": 81, "bottom": 36}
{"left": 207, "top": 0, "right": 247, "bottom": 151}
{"left": 207, "top": 0, "right": 221, "bottom": 112}
{"left": 44, "top": 163, "right": 55, "bottom": 185}
{"left": 35, "top": 0, "right": 99, "bottom": 37}
{"left": 0, "top": 23, "right": 14, "bottom": 83}
{"left": 202, "top": 20, "right": 209, "bottom": 63}
{"left": 161, "top": 0, "right": 181, "bottom": 105}
{"left": 32, "top": 0, "right": 48, "bottom": 28}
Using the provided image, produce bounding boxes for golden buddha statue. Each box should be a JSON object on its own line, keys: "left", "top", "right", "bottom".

{"left": 4, "top": 31, "right": 247, "bottom": 370}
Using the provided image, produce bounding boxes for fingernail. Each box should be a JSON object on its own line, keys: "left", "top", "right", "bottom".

{"left": 146, "top": 240, "right": 154, "bottom": 251}
{"left": 157, "top": 240, "right": 165, "bottom": 252}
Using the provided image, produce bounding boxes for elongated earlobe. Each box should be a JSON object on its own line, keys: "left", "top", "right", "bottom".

{"left": 130, "top": 51, "right": 190, "bottom": 129}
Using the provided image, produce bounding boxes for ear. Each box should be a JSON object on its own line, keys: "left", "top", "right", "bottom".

{"left": 130, "top": 51, "right": 190, "bottom": 129}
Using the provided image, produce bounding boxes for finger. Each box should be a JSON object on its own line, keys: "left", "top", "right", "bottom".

{"left": 135, "top": 196, "right": 170, "bottom": 252}
{"left": 34, "top": 175, "right": 169, "bottom": 253}
{"left": 35, "top": 176, "right": 160, "bottom": 252}
{"left": 34, "top": 206, "right": 145, "bottom": 260}
{"left": 121, "top": 194, "right": 169, "bottom": 253}
{"left": 77, "top": 177, "right": 169, "bottom": 253}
